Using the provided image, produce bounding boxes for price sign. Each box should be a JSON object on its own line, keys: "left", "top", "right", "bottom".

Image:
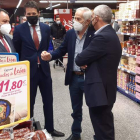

{"left": 0, "top": 53, "right": 19, "bottom": 64}
{"left": 0, "top": 61, "right": 30, "bottom": 130}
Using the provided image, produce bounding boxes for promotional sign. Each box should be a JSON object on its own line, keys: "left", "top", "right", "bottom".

{"left": 54, "top": 9, "right": 73, "bottom": 31}
{"left": 0, "top": 61, "right": 30, "bottom": 130}
{"left": 0, "top": 53, "right": 19, "bottom": 64}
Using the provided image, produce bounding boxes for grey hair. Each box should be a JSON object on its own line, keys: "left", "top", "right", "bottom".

{"left": 76, "top": 7, "right": 92, "bottom": 21}
{"left": 93, "top": 5, "right": 112, "bottom": 24}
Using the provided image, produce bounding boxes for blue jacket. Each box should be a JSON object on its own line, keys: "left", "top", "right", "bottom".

{"left": 76, "top": 25, "right": 122, "bottom": 107}
{"left": 13, "top": 22, "right": 51, "bottom": 78}
{"left": 51, "top": 26, "right": 95, "bottom": 85}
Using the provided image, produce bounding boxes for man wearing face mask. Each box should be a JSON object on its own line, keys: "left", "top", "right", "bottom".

{"left": 111, "top": 14, "right": 120, "bottom": 32}
{"left": 50, "top": 15, "right": 66, "bottom": 66}
{"left": 0, "top": 9, "right": 15, "bottom": 51}
{"left": 41, "top": 7, "right": 95, "bottom": 140}
{"left": 13, "top": 1, "right": 64, "bottom": 137}
{"left": 75, "top": 5, "right": 122, "bottom": 140}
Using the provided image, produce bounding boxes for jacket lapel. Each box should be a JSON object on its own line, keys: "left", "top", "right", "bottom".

{"left": 39, "top": 22, "right": 44, "bottom": 50}
{"left": 4, "top": 35, "right": 14, "bottom": 52}
{"left": 0, "top": 41, "right": 7, "bottom": 52}
{"left": 83, "top": 26, "right": 95, "bottom": 49}
{"left": 71, "top": 29, "right": 77, "bottom": 59}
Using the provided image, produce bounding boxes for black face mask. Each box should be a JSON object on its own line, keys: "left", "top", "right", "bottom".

{"left": 27, "top": 16, "right": 38, "bottom": 25}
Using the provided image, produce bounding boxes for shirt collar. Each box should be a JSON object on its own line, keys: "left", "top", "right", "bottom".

{"left": 94, "top": 24, "right": 110, "bottom": 35}
{"left": 28, "top": 20, "right": 39, "bottom": 27}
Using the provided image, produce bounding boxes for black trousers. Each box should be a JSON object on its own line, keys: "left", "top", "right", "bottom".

{"left": 30, "top": 65, "right": 54, "bottom": 132}
{"left": 89, "top": 104, "right": 115, "bottom": 140}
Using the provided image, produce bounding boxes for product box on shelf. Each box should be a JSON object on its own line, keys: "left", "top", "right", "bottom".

{"left": 135, "top": 66, "right": 140, "bottom": 74}
{"left": 136, "top": 83, "right": 140, "bottom": 92}
{"left": 136, "top": 92, "right": 140, "bottom": 100}
{"left": 118, "top": 1, "right": 139, "bottom": 19}
{"left": 135, "top": 75, "right": 140, "bottom": 83}
{"left": 136, "top": 56, "right": 140, "bottom": 64}
{"left": 115, "top": 11, "right": 119, "bottom": 20}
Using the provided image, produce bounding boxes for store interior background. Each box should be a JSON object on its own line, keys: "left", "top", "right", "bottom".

{"left": 0, "top": 0, "right": 140, "bottom": 140}
{"left": 0, "top": 0, "right": 137, "bottom": 25}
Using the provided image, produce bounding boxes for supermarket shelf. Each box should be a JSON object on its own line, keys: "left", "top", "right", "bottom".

{"left": 122, "top": 52, "right": 137, "bottom": 58}
{"left": 117, "top": 86, "right": 140, "bottom": 104}
{"left": 116, "top": 32, "right": 140, "bottom": 36}
{"left": 116, "top": 18, "right": 140, "bottom": 21}
{"left": 118, "top": 66, "right": 136, "bottom": 75}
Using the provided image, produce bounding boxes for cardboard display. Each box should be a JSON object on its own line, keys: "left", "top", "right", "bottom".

{"left": 0, "top": 53, "right": 19, "bottom": 64}
{"left": 0, "top": 61, "right": 30, "bottom": 130}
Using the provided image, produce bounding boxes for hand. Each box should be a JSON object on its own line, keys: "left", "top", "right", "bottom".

{"left": 41, "top": 51, "right": 51, "bottom": 61}
{"left": 81, "top": 65, "right": 87, "bottom": 69}
{"left": 53, "top": 38, "right": 55, "bottom": 40}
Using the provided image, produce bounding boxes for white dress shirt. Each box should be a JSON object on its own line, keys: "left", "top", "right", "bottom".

{"left": 94, "top": 24, "right": 110, "bottom": 35}
{"left": 28, "top": 21, "right": 42, "bottom": 43}
{"left": 0, "top": 36, "right": 12, "bottom": 52}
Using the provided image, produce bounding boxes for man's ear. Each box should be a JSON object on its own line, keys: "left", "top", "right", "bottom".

{"left": 86, "top": 19, "right": 91, "bottom": 26}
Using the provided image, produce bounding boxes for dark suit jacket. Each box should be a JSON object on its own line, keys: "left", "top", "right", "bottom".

{"left": 51, "top": 26, "right": 95, "bottom": 85}
{"left": 13, "top": 22, "right": 51, "bottom": 78}
{"left": 0, "top": 35, "right": 15, "bottom": 52}
{"left": 75, "top": 25, "right": 122, "bottom": 107}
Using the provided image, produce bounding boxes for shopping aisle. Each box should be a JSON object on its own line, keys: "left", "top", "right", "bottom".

{"left": 34, "top": 61, "right": 140, "bottom": 140}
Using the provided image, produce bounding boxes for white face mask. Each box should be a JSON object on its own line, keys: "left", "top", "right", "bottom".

{"left": 0, "top": 24, "right": 11, "bottom": 35}
{"left": 73, "top": 20, "right": 84, "bottom": 31}
{"left": 56, "top": 21, "right": 61, "bottom": 24}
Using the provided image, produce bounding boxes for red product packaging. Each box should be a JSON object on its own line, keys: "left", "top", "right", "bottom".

{"left": 131, "top": 44, "right": 136, "bottom": 55}
{"left": 137, "top": 44, "right": 140, "bottom": 56}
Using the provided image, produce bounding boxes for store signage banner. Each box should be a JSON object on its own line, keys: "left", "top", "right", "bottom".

{"left": 0, "top": 61, "right": 30, "bottom": 130}
{"left": 0, "top": 53, "right": 19, "bottom": 64}
{"left": 55, "top": 9, "right": 73, "bottom": 31}
{"left": 59, "top": 9, "right": 70, "bottom": 14}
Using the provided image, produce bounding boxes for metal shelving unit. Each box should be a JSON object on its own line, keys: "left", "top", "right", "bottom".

{"left": 117, "top": 86, "right": 140, "bottom": 103}
{"left": 118, "top": 66, "right": 136, "bottom": 75}
{"left": 116, "top": 32, "right": 140, "bottom": 36}
{"left": 116, "top": 18, "right": 140, "bottom": 21}
{"left": 122, "top": 52, "right": 137, "bottom": 58}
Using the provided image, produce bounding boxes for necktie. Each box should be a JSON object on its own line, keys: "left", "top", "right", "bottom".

{"left": 32, "top": 25, "right": 40, "bottom": 64}
{"left": 0, "top": 36, "right": 10, "bottom": 52}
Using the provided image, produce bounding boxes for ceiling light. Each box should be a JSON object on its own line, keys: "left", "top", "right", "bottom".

{"left": 14, "top": 0, "right": 22, "bottom": 14}
{"left": 75, "top": 1, "right": 127, "bottom": 3}
{"left": 40, "top": 1, "right": 127, "bottom": 3}
{"left": 16, "top": 0, "right": 22, "bottom": 8}
{"left": 46, "top": 3, "right": 61, "bottom": 10}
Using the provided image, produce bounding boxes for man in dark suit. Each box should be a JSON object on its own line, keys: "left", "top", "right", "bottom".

{"left": 13, "top": 1, "right": 64, "bottom": 137}
{"left": 75, "top": 5, "right": 122, "bottom": 140}
{"left": 0, "top": 9, "right": 15, "bottom": 52}
{"left": 41, "top": 7, "right": 95, "bottom": 140}
{"left": 111, "top": 14, "right": 120, "bottom": 32}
